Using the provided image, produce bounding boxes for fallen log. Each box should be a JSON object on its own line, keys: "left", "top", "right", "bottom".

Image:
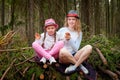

{"left": 40, "top": 73, "right": 44, "bottom": 80}
{"left": 95, "top": 48, "right": 108, "bottom": 65}
{"left": 52, "top": 75, "right": 56, "bottom": 80}
{"left": 77, "top": 75, "right": 82, "bottom": 80}
{"left": 116, "top": 64, "right": 120, "bottom": 70}
{"left": 43, "top": 64, "right": 48, "bottom": 69}
{"left": 0, "top": 59, "right": 16, "bottom": 80}
{"left": 115, "top": 70, "right": 120, "bottom": 76}
{"left": 66, "top": 76, "right": 70, "bottom": 80}
{"left": 98, "top": 66, "right": 118, "bottom": 80}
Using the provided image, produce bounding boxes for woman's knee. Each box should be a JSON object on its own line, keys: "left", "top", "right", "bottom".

{"left": 87, "top": 45, "right": 92, "bottom": 50}
{"left": 59, "top": 48, "right": 68, "bottom": 57}
{"left": 57, "top": 41, "right": 64, "bottom": 48}
{"left": 59, "top": 48, "right": 65, "bottom": 56}
{"left": 86, "top": 45, "right": 93, "bottom": 53}
{"left": 85, "top": 45, "right": 92, "bottom": 49}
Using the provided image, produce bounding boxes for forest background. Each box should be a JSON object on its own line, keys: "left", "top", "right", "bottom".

{"left": 0, "top": 0, "right": 120, "bottom": 80}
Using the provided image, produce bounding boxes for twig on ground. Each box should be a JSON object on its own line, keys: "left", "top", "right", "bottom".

{"left": 14, "top": 56, "right": 35, "bottom": 66}
{"left": 22, "top": 66, "right": 30, "bottom": 77}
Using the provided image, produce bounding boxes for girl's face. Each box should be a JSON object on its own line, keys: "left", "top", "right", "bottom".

{"left": 67, "top": 17, "right": 77, "bottom": 28}
{"left": 46, "top": 25, "right": 56, "bottom": 36}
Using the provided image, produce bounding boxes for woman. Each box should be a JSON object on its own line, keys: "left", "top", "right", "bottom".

{"left": 58, "top": 10, "right": 92, "bottom": 74}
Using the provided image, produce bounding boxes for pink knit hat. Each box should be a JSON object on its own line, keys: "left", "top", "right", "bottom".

{"left": 44, "top": 18, "right": 58, "bottom": 29}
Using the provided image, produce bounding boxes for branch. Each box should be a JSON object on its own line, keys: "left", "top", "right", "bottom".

{"left": 95, "top": 48, "right": 108, "bottom": 65}
{"left": 116, "top": 64, "right": 120, "bottom": 69}
{"left": 0, "top": 30, "right": 16, "bottom": 48}
{"left": 115, "top": 70, "right": 120, "bottom": 76}
{"left": 0, "top": 59, "right": 16, "bottom": 80}
{"left": 31, "top": 73, "right": 35, "bottom": 80}
{"left": 22, "top": 66, "right": 30, "bottom": 77}
{"left": 0, "top": 47, "right": 32, "bottom": 53}
{"left": 14, "top": 56, "right": 35, "bottom": 66}
{"left": 21, "top": 54, "right": 35, "bottom": 63}
{"left": 98, "top": 66, "right": 118, "bottom": 80}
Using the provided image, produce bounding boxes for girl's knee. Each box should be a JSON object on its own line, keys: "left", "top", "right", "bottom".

{"left": 32, "top": 42, "right": 36, "bottom": 47}
{"left": 58, "top": 41, "right": 64, "bottom": 47}
{"left": 32, "top": 42, "right": 38, "bottom": 48}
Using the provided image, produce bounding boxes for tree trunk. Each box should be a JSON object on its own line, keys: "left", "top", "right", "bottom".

{"left": 81, "top": 0, "right": 90, "bottom": 26}
{"left": 94, "top": 0, "right": 101, "bottom": 35}
{"left": 105, "top": 0, "right": 110, "bottom": 37}
{"left": 10, "top": 0, "right": 15, "bottom": 30}
{"left": 27, "top": 0, "right": 34, "bottom": 46}
{"left": 38, "top": 0, "right": 44, "bottom": 33}
{"left": 81, "top": 0, "right": 91, "bottom": 37}
{"left": 109, "top": 0, "right": 120, "bottom": 38}
{"left": 1, "top": 0, "right": 5, "bottom": 35}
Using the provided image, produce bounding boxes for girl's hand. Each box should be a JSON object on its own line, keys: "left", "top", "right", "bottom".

{"left": 65, "top": 32, "right": 71, "bottom": 40}
{"left": 35, "top": 33, "right": 41, "bottom": 39}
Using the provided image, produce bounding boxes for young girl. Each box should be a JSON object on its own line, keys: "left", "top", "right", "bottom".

{"left": 32, "top": 18, "right": 64, "bottom": 64}
{"left": 58, "top": 10, "right": 92, "bottom": 74}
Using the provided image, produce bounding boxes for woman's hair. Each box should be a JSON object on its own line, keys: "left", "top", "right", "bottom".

{"left": 64, "top": 17, "right": 82, "bottom": 33}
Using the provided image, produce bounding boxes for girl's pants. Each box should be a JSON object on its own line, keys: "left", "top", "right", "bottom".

{"left": 32, "top": 41, "right": 64, "bottom": 60}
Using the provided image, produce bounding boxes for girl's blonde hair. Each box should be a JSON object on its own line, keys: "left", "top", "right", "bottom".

{"left": 64, "top": 17, "right": 82, "bottom": 33}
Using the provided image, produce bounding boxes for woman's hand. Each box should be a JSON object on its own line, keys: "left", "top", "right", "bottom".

{"left": 65, "top": 32, "right": 71, "bottom": 40}
{"left": 35, "top": 32, "right": 41, "bottom": 39}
